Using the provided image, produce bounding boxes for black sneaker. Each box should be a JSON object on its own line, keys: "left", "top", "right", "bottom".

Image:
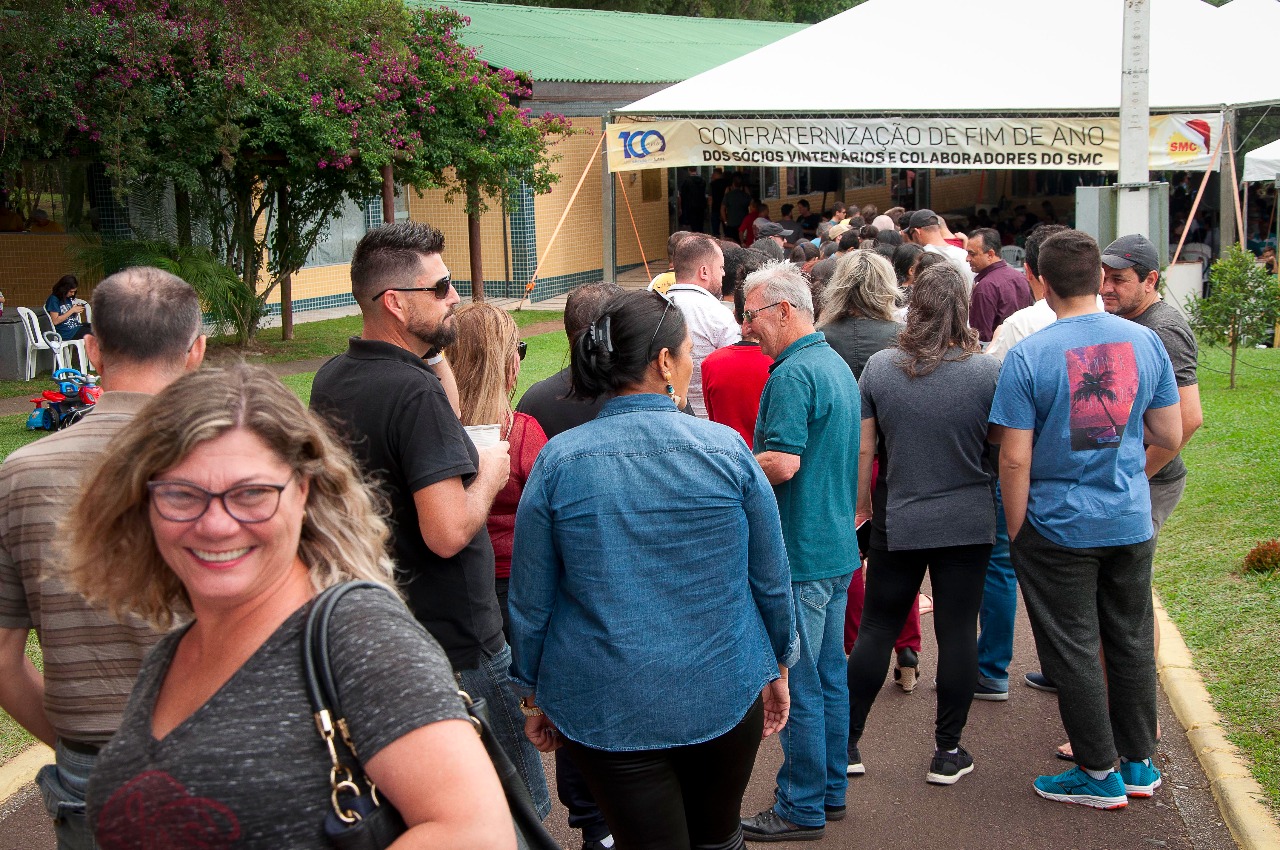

{"left": 1024, "top": 671, "right": 1058, "bottom": 693}
{"left": 741, "top": 809, "right": 824, "bottom": 842}
{"left": 824, "top": 804, "right": 847, "bottom": 821}
{"left": 582, "top": 836, "right": 614, "bottom": 850}
{"left": 973, "top": 681, "right": 1009, "bottom": 702}
{"left": 926, "top": 746, "right": 975, "bottom": 785}
{"left": 846, "top": 743, "right": 865, "bottom": 776}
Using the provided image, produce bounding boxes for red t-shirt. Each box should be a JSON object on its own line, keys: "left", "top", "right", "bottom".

{"left": 701, "top": 342, "right": 773, "bottom": 448}
{"left": 487, "top": 411, "right": 548, "bottom": 579}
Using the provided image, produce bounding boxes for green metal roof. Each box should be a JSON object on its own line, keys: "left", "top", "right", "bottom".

{"left": 434, "top": 1, "right": 807, "bottom": 84}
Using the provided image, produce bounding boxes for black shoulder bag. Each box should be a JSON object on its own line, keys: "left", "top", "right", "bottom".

{"left": 304, "top": 581, "right": 562, "bottom": 850}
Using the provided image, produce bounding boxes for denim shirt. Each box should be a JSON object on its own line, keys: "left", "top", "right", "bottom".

{"left": 510, "top": 394, "right": 799, "bottom": 752}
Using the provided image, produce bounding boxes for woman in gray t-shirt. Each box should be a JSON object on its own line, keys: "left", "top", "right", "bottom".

{"left": 846, "top": 262, "right": 1000, "bottom": 788}
{"left": 65, "top": 365, "right": 516, "bottom": 849}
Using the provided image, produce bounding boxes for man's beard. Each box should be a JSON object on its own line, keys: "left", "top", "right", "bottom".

{"left": 407, "top": 306, "right": 457, "bottom": 351}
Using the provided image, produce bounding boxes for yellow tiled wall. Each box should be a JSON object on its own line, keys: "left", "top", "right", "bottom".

{"left": 0, "top": 235, "right": 102, "bottom": 308}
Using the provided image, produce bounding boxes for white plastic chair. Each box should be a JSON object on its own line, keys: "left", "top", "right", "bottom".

{"left": 15, "top": 307, "right": 53, "bottom": 380}
{"left": 42, "top": 307, "right": 92, "bottom": 374}
{"left": 1000, "top": 245, "right": 1026, "bottom": 268}
{"left": 42, "top": 330, "right": 91, "bottom": 374}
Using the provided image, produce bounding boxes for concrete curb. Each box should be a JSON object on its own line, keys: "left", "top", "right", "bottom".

{"left": 0, "top": 744, "right": 51, "bottom": 805}
{"left": 1154, "top": 592, "right": 1280, "bottom": 850}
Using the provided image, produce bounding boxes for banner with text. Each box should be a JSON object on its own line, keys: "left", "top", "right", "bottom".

{"left": 606, "top": 114, "right": 1222, "bottom": 173}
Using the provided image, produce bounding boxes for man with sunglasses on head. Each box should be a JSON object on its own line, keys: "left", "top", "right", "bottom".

{"left": 666, "top": 234, "right": 741, "bottom": 417}
{"left": 0, "top": 267, "right": 207, "bottom": 847}
{"left": 310, "top": 222, "right": 550, "bottom": 819}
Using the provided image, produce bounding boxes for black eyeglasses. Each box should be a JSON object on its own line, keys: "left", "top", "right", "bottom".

{"left": 743, "top": 301, "right": 784, "bottom": 324}
{"left": 372, "top": 276, "right": 452, "bottom": 301}
{"left": 517, "top": 340, "right": 527, "bottom": 361}
{"left": 147, "top": 478, "right": 295, "bottom": 524}
{"left": 647, "top": 290, "right": 675, "bottom": 357}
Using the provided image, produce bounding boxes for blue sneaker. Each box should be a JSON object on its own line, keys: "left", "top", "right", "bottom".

{"left": 1119, "top": 758, "right": 1163, "bottom": 797}
{"left": 1033, "top": 766, "right": 1127, "bottom": 810}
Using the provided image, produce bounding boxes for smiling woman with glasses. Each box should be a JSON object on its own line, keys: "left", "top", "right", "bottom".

{"left": 65, "top": 364, "right": 516, "bottom": 848}
{"left": 444, "top": 303, "right": 547, "bottom": 639}
{"left": 509, "top": 289, "right": 798, "bottom": 850}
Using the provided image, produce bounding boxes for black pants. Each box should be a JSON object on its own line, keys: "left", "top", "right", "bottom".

{"left": 847, "top": 544, "right": 991, "bottom": 750}
{"left": 1010, "top": 523, "right": 1158, "bottom": 771}
{"left": 562, "top": 697, "right": 763, "bottom": 850}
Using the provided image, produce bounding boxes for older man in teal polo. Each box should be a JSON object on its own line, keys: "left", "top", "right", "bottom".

{"left": 739, "top": 261, "right": 860, "bottom": 843}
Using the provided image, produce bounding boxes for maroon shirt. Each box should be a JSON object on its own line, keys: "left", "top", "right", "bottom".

{"left": 970, "top": 260, "right": 1033, "bottom": 343}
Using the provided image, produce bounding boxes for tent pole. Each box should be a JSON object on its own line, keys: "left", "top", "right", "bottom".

{"left": 1117, "top": 0, "right": 1151, "bottom": 238}
{"left": 1219, "top": 109, "right": 1238, "bottom": 251}
{"left": 602, "top": 115, "right": 617, "bottom": 285}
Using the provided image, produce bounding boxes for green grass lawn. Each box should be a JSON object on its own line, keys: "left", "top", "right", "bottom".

{"left": 205, "top": 309, "right": 563, "bottom": 366}
{"left": 1152, "top": 343, "right": 1280, "bottom": 813}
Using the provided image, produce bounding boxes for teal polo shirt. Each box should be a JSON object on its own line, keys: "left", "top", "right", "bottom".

{"left": 753, "top": 332, "right": 860, "bottom": 582}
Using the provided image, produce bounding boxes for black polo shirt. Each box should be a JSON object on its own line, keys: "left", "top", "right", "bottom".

{"left": 310, "top": 337, "right": 504, "bottom": 670}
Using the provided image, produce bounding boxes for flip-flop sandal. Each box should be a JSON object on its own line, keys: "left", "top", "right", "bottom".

{"left": 918, "top": 595, "right": 934, "bottom": 616}
{"left": 1055, "top": 744, "right": 1075, "bottom": 762}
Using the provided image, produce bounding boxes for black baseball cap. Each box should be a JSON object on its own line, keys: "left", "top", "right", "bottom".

{"left": 1101, "top": 234, "right": 1160, "bottom": 271}
{"left": 756, "top": 221, "right": 784, "bottom": 238}
{"left": 907, "top": 209, "right": 940, "bottom": 229}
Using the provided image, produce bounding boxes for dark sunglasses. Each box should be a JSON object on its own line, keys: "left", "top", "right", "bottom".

{"left": 372, "top": 276, "right": 452, "bottom": 301}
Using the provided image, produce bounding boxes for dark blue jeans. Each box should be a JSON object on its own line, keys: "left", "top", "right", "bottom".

{"left": 456, "top": 642, "right": 552, "bottom": 819}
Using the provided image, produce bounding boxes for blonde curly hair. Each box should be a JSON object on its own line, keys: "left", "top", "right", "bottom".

{"left": 64, "top": 363, "right": 397, "bottom": 630}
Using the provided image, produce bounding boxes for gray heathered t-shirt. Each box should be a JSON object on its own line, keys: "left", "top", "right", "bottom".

{"left": 1128, "top": 299, "right": 1197, "bottom": 485}
{"left": 86, "top": 585, "right": 467, "bottom": 848}
{"left": 860, "top": 347, "right": 1000, "bottom": 550}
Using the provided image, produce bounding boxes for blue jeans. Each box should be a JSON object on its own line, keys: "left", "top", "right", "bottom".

{"left": 456, "top": 642, "right": 552, "bottom": 819}
{"left": 775, "top": 574, "right": 851, "bottom": 828}
{"left": 977, "top": 489, "right": 1017, "bottom": 691}
{"left": 36, "top": 741, "right": 97, "bottom": 850}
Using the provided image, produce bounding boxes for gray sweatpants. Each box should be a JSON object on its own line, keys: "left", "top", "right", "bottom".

{"left": 1010, "top": 523, "right": 1158, "bottom": 772}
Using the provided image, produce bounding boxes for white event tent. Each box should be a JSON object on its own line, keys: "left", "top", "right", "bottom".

{"left": 617, "top": 0, "right": 1280, "bottom": 117}
{"left": 1244, "top": 139, "right": 1280, "bottom": 183}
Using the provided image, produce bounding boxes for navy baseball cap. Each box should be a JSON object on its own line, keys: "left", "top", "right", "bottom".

{"left": 1101, "top": 234, "right": 1160, "bottom": 270}
{"left": 907, "top": 209, "right": 940, "bottom": 229}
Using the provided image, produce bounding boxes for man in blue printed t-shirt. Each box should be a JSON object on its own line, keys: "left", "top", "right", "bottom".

{"left": 739, "top": 261, "right": 859, "bottom": 843}
{"left": 989, "top": 230, "right": 1182, "bottom": 812}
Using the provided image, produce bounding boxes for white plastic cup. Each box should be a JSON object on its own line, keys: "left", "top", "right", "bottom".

{"left": 464, "top": 423, "right": 502, "bottom": 448}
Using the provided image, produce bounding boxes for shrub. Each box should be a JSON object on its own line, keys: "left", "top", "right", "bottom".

{"left": 1241, "top": 539, "right": 1280, "bottom": 575}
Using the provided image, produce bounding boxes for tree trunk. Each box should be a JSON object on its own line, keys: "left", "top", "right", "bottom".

{"left": 278, "top": 185, "right": 293, "bottom": 341}
{"left": 175, "top": 187, "right": 192, "bottom": 248}
{"left": 468, "top": 211, "right": 484, "bottom": 301}
{"left": 1229, "top": 327, "right": 1239, "bottom": 390}
{"left": 381, "top": 165, "right": 395, "bottom": 225}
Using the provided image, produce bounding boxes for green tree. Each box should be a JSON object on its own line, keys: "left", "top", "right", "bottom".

{"left": 394, "top": 9, "right": 573, "bottom": 299}
{"left": 1187, "top": 244, "right": 1280, "bottom": 389}
{"left": 4, "top": 0, "right": 569, "bottom": 340}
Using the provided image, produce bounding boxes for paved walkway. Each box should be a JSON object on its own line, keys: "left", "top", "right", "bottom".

{"left": 0, "top": 581, "right": 1239, "bottom": 849}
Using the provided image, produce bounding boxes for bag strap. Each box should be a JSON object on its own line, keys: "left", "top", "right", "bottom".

{"left": 304, "top": 581, "right": 395, "bottom": 824}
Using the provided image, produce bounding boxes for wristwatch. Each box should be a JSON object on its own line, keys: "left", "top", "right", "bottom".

{"left": 519, "top": 696, "right": 543, "bottom": 717}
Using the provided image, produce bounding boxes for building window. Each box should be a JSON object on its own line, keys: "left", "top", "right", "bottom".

{"left": 786, "top": 167, "right": 811, "bottom": 197}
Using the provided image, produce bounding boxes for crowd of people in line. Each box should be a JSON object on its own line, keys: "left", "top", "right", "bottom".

{"left": 0, "top": 203, "right": 1202, "bottom": 848}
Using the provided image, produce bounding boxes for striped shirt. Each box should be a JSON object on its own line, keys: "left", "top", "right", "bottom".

{"left": 0, "top": 392, "right": 163, "bottom": 744}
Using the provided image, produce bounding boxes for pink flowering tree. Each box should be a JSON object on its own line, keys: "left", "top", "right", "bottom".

{"left": 2, "top": 0, "right": 571, "bottom": 337}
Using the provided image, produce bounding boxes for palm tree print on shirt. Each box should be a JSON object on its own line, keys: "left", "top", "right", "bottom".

{"left": 1066, "top": 342, "right": 1139, "bottom": 451}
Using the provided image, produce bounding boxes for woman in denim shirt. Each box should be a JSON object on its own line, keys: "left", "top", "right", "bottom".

{"left": 510, "top": 290, "right": 798, "bottom": 850}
